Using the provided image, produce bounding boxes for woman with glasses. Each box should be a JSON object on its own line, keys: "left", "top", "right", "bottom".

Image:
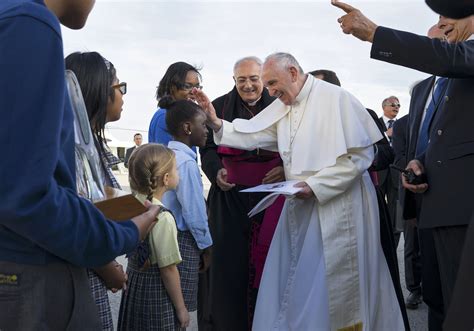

{"left": 149, "top": 62, "right": 202, "bottom": 145}
{"left": 65, "top": 51, "right": 128, "bottom": 331}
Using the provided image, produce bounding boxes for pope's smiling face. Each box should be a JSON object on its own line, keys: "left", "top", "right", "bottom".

{"left": 262, "top": 59, "right": 300, "bottom": 106}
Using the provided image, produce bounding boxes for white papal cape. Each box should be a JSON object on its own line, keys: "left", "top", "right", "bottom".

{"left": 214, "top": 75, "right": 404, "bottom": 331}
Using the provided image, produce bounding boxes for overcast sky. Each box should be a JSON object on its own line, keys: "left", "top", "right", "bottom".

{"left": 62, "top": 0, "right": 439, "bottom": 142}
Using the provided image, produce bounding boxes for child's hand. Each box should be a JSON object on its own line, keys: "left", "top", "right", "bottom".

{"left": 110, "top": 263, "right": 128, "bottom": 292}
{"left": 199, "top": 247, "right": 212, "bottom": 273}
{"left": 176, "top": 306, "right": 190, "bottom": 328}
{"left": 96, "top": 260, "right": 127, "bottom": 291}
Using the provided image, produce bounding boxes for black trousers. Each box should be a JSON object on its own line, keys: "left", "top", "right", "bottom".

{"left": 443, "top": 217, "right": 474, "bottom": 330}
{"left": 420, "top": 225, "right": 468, "bottom": 331}
{"left": 432, "top": 225, "right": 467, "bottom": 309}
{"left": 419, "top": 229, "right": 444, "bottom": 331}
{"left": 403, "top": 220, "right": 422, "bottom": 293}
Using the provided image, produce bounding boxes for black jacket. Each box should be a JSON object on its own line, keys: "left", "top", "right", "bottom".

{"left": 372, "top": 26, "right": 474, "bottom": 228}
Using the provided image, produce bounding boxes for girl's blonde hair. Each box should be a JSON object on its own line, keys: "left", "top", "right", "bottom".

{"left": 128, "top": 143, "right": 176, "bottom": 201}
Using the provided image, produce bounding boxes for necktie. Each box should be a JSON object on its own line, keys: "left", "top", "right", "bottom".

{"left": 416, "top": 77, "right": 448, "bottom": 157}
{"left": 387, "top": 119, "right": 394, "bottom": 143}
{"left": 387, "top": 119, "right": 394, "bottom": 129}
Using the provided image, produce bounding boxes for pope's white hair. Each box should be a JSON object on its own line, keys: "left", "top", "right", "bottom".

{"left": 264, "top": 52, "right": 304, "bottom": 74}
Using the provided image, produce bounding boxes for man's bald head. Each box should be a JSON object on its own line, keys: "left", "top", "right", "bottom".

{"left": 233, "top": 56, "right": 264, "bottom": 103}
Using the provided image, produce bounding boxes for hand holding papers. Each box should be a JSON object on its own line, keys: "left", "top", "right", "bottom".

{"left": 240, "top": 180, "right": 303, "bottom": 217}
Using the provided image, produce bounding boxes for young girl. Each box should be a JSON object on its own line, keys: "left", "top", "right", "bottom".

{"left": 65, "top": 51, "right": 128, "bottom": 331}
{"left": 162, "top": 97, "right": 213, "bottom": 329}
{"left": 118, "top": 144, "right": 190, "bottom": 330}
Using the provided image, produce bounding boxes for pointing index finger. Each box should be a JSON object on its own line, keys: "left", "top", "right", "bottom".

{"left": 331, "top": 0, "right": 357, "bottom": 13}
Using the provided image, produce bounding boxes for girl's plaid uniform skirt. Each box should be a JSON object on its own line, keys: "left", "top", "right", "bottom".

{"left": 118, "top": 230, "right": 200, "bottom": 330}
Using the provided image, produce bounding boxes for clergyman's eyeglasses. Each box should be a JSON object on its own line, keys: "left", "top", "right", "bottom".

{"left": 112, "top": 82, "right": 127, "bottom": 95}
{"left": 386, "top": 103, "right": 400, "bottom": 108}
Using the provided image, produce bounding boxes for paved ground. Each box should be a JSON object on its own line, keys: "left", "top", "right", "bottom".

{"left": 108, "top": 171, "right": 428, "bottom": 330}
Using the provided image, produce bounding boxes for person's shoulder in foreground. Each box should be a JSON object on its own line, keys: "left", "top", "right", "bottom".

{"left": 0, "top": 0, "right": 144, "bottom": 268}
{"left": 0, "top": 0, "right": 59, "bottom": 30}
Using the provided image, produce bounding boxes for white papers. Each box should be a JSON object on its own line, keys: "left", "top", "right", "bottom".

{"left": 240, "top": 180, "right": 302, "bottom": 217}
{"left": 240, "top": 180, "right": 302, "bottom": 194}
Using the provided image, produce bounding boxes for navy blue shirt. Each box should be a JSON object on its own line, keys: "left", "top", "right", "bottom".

{"left": 0, "top": 0, "right": 139, "bottom": 267}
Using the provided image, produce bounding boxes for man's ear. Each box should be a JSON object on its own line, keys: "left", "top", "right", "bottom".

{"left": 183, "top": 122, "right": 192, "bottom": 135}
{"left": 289, "top": 66, "right": 298, "bottom": 82}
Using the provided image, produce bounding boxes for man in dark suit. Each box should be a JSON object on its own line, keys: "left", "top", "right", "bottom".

{"left": 124, "top": 133, "right": 142, "bottom": 168}
{"left": 392, "top": 114, "right": 424, "bottom": 311}
{"left": 332, "top": 2, "right": 474, "bottom": 328}
{"left": 378, "top": 96, "right": 403, "bottom": 246}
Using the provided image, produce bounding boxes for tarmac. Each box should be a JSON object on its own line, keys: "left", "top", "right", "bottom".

{"left": 108, "top": 170, "right": 428, "bottom": 331}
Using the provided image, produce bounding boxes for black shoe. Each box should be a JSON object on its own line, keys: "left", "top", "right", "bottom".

{"left": 406, "top": 291, "right": 422, "bottom": 309}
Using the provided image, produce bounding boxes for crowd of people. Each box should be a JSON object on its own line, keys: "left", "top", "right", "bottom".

{"left": 1, "top": 0, "right": 473, "bottom": 330}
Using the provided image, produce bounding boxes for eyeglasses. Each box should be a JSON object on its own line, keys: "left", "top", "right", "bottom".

{"left": 112, "top": 82, "right": 127, "bottom": 95}
{"left": 179, "top": 83, "right": 203, "bottom": 91}
{"left": 385, "top": 103, "right": 400, "bottom": 108}
{"left": 236, "top": 76, "right": 261, "bottom": 85}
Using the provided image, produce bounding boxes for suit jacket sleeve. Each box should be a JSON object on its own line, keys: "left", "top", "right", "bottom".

{"left": 371, "top": 26, "right": 474, "bottom": 78}
{"left": 392, "top": 117, "right": 408, "bottom": 169}
{"left": 124, "top": 147, "right": 132, "bottom": 168}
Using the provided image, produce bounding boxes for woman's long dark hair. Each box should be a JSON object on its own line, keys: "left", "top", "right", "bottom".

{"left": 65, "top": 51, "right": 116, "bottom": 154}
{"left": 156, "top": 62, "right": 201, "bottom": 108}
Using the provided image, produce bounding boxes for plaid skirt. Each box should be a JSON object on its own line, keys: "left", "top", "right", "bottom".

{"left": 118, "top": 230, "right": 200, "bottom": 330}
{"left": 87, "top": 269, "right": 114, "bottom": 331}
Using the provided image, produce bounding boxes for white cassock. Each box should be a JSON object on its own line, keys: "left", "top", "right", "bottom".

{"left": 214, "top": 75, "right": 404, "bottom": 331}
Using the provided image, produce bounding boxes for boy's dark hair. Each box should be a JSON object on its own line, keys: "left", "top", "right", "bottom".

{"left": 156, "top": 62, "right": 201, "bottom": 108}
{"left": 309, "top": 69, "right": 341, "bottom": 87}
{"left": 163, "top": 97, "right": 204, "bottom": 137}
{"left": 65, "top": 51, "right": 116, "bottom": 151}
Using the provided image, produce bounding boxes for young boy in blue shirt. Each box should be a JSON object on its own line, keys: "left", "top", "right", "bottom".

{"left": 0, "top": 1, "right": 159, "bottom": 329}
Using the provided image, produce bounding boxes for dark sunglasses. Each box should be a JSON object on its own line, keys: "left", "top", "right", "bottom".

{"left": 112, "top": 82, "right": 127, "bottom": 95}
{"left": 386, "top": 103, "right": 400, "bottom": 108}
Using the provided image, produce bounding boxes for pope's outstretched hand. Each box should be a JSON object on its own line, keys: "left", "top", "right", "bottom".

{"left": 193, "top": 88, "right": 223, "bottom": 131}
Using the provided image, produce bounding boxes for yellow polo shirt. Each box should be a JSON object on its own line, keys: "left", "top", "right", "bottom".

{"left": 135, "top": 194, "right": 182, "bottom": 268}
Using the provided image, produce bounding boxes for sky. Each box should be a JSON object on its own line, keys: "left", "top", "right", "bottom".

{"left": 62, "top": 0, "right": 439, "bottom": 143}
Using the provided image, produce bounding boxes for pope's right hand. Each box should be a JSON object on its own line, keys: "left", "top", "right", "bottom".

{"left": 193, "top": 88, "right": 222, "bottom": 131}
{"left": 216, "top": 168, "right": 236, "bottom": 191}
{"left": 131, "top": 200, "right": 160, "bottom": 241}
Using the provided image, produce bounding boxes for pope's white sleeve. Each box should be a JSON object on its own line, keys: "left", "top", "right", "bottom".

{"left": 305, "top": 146, "right": 374, "bottom": 204}
{"left": 213, "top": 119, "right": 278, "bottom": 152}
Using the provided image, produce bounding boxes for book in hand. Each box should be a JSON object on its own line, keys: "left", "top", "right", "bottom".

{"left": 94, "top": 186, "right": 147, "bottom": 221}
{"left": 240, "top": 180, "right": 303, "bottom": 217}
